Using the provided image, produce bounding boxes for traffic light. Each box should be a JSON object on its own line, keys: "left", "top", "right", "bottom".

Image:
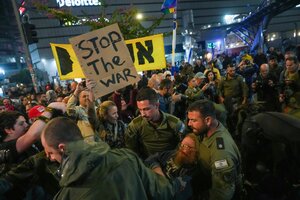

{"left": 23, "top": 23, "right": 38, "bottom": 44}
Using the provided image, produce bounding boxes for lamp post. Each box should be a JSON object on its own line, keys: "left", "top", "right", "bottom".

{"left": 11, "top": 0, "right": 39, "bottom": 93}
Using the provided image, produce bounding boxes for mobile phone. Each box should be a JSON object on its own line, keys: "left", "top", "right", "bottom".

{"left": 81, "top": 81, "right": 86, "bottom": 88}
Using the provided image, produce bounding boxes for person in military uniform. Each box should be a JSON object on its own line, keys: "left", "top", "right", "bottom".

{"left": 41, "top": 117, "right": 186, "bottom": 200}
{"left": 218, "top": 64, "right": 248, "bottom": 107}
{"left": 0, "top": 151, "right": 60, "bottom": 199}
{"left": 125, "top": 87, "right": 185, "bottom": 160}
{"left": 218, "top": 64, "right": 248, "bottom": 132}
{"left": 279, "top": 55, "right": 300, "bottom": 115}
{"left": 187, "top": 99, "right": 243, "bottom": 200}
{"left": 185, "top": 76, "right": 207, "bottom": 108}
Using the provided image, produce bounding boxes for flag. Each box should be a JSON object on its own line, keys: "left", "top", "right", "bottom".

{"left": 161, "top": 0, "right": 177, "bottom": 14}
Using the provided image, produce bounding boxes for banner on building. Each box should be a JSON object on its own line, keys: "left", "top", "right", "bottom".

{"left": 69, "top": 23, "right": 140, "bottom": 98}
{"left": 50, "top": 43, "right": 85, "bottom": 80}
{"left": 125, "top": 34, "right": 166, "bottom": 72}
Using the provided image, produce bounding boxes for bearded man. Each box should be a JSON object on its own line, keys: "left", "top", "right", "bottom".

{"left": 145, "top": 134, "right": 200, "bottom": 200}
{"left": 187, "top": 99, "right": 243, "bottom": 200}
{"left": 145, "top": 134, "right": 200, "bottom": 179}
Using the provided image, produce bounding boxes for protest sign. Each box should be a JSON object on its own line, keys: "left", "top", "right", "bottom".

{"left": 69, "top": 23, "right": 140, "bottom": 98}
{"left": 50, "top": 43, "right": 85, "bottom": 80}
{"left": 126, "top": 34, "right": 166, "bottom": 71}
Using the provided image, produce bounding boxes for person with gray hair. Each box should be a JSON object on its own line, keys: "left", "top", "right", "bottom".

{"left": 46, "top": 90, "right": 57, "bottom": 104}
{"left": 251, "top": 63, "right": 279, "bottom": 111}
{"left": 66, "top": 79, "right": 96, "bottom": 143}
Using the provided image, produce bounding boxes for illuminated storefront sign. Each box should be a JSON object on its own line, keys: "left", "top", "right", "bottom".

{"left": 57, "top": 0, "right": 100, "bottom": 7}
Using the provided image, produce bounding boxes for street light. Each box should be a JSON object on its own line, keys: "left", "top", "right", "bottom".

{"left": 136, "top": 13, "right": 143, "bottom": 20}
{"left": 0, "top": 68, "right": 5, "bottom": 75}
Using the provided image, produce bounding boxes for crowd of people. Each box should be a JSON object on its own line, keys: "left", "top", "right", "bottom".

{"left": 0, "top": 46, "right": 299, "bottom": 199}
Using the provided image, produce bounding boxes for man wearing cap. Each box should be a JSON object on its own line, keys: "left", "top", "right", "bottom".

{"left": 194, "top": 72, "right": 206, "bottom": 87}
{"left": 28, "top": 105, "right": 46, "bottom": 123}
{"left": 163, "top": 71, "right": 172, "bottom": 80}
{"left": 0, "top": 102, "right": 65, "bottom": 198}
{"left": 185, "top": 74, "right": 211, "bottom": 107}
{"left": 0, "top": 102, "right": 66, "bottom": 165}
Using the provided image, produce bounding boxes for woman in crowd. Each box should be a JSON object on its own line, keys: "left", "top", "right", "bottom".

{"left": 203, "top": 70, "right": 219, "bottom": 103}
{"left": 88, "top": 100, "right": 126, "bottom": 148}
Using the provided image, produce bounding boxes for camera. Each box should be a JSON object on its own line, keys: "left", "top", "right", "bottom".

{"left": 81, "top": 80, "right": 86, "bottom": 88}
{"left": 255, "top": 79, "right": 269, "bottom": 88}
{"left": 180, "top": 94, "right": 188, "bottom": 101}
{"left": 0, "top": 149, "right": 11, "bottom": 164}
{"left": 245, "top": 59, "right": 251, "bottom": 65}
{"left": 173, "top": 88, "right": 188, "bottom": 101}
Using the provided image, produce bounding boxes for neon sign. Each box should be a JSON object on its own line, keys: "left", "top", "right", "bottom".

{"left": 57, "top": 0, "right": 101, "bottom": 7}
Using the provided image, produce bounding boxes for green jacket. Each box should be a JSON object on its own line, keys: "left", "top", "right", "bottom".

{"left": 197, "top": 123, "right": 242, "bottom": 200}
{"left": 185, "top": 86, "right": 205, "bottom": 106}
{"left": 219, "top": 75, "right": 248, "bottom": 99}
{"left": 55, "top": 141, "right": 177, "bottom": 200}
{"left": 1, "top": 151, "right": 60, "bottom": 199}
{"left": 125, "top": 112, "right": 185, "bottom": 159}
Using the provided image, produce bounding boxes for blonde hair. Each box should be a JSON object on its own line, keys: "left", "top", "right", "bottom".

{"left": 97, "top": 100, "right": 117, "bottom": 120}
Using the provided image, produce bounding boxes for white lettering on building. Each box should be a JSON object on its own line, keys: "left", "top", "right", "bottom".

{"left": 57, "top": 0, "right": 100, "bottom": 7}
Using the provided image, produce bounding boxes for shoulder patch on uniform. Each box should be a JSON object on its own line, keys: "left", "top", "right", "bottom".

{"left": 178, "top": 123, "right": 185, "bottom": 133}
{"left": 166, "top": 114, "right": 180, "bottom": 123}
{"left": 166, "top": 114, "right": 182, "bottom": 129}
{"left": 214, "top": 159, "right": 228, "bottom": 169}
{"left": 216, "top": 137, "right": 225, "bottom": 149}
{"left": 132, "top": 116, "right": 143, "bottom": 124}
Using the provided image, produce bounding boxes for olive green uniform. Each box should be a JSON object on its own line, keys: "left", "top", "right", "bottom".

{"left": 125, "top": 112, "right": 185, "bottom": 160}
{"left": 0, "top": 151, "right": 60, "bottom": 199}
{"left": 197, "top": 123, "right": 242, "bottom": 200}
{"left": 280, "top": 70, "right": 300, "bottom": 117}
{"left": 54, "top": 141, "right": 180, "bottom": 200}
{"left": 185, "top": 86, "right": 205, "bottom": 107}
{"left": 218, "top": 75, "right": 248, "bottom": 101}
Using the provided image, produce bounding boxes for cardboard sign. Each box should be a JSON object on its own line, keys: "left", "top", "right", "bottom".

{"left": 50, "top": 43, "right": 85, "bottom": 80}
{"left": 69, "top": 23, "right": 140, "bottom": 98}
{"left": 126, "top": 34, "right": 166, "bottom": 72}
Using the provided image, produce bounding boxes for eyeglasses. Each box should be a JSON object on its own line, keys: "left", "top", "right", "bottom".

{"left": 180, "top": 143, "right": 196, "bottom": 151}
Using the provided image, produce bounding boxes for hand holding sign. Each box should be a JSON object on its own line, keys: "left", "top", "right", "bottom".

{"left": 69, "top": 23, "right": 140, "bottom": 99}
{"left": 86, "top": 79, "right": 96, "bottom": 89}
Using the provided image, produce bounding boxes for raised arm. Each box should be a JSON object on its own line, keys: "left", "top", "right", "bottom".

{"left": 16, "top": 102, "right": 66, "bottom": 153}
